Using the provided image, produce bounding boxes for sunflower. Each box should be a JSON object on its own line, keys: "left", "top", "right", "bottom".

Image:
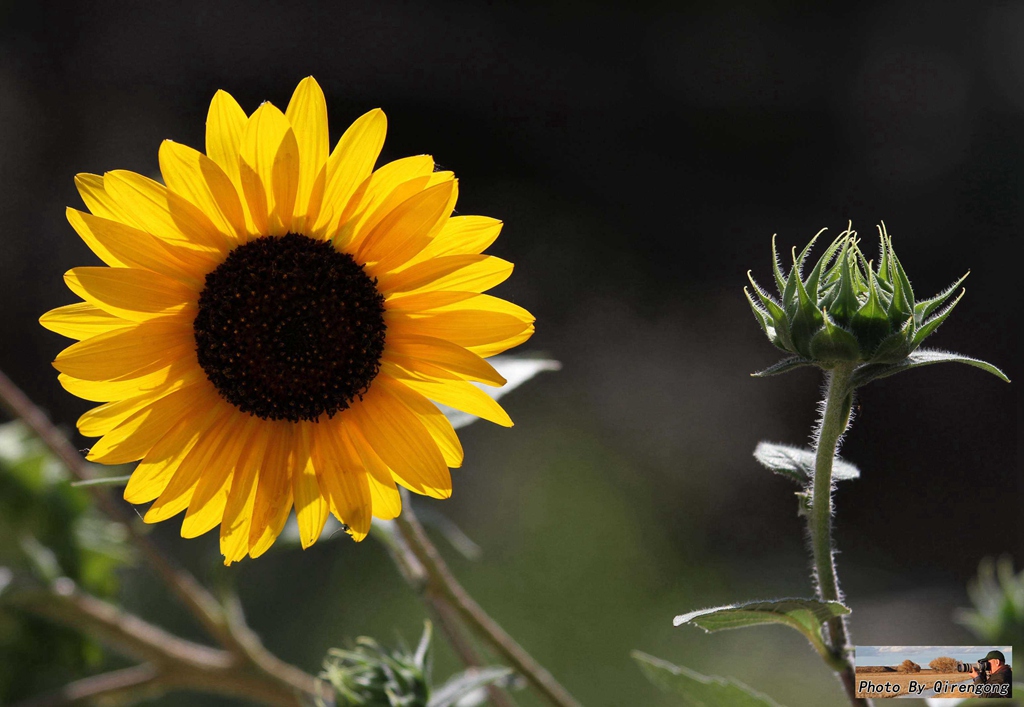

{"left": 40, "top": 77, "right": 534, "bottom": 563}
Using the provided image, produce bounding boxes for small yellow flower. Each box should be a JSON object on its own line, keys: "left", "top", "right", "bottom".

{"left": 41, "top": 77, "right": 533, "bottom": 563}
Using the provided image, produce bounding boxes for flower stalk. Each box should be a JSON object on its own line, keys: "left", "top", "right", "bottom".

{"left": 809, "top": 362, "right": 865, "bottom": 706}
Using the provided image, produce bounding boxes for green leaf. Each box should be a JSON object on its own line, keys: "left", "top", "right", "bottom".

{"left": 753, "top": 442, "right": 860, "bottom": 485}
{"left": 427, "top": 666, "right": 515, "bottom": 707}
{"left": 632, "top": 651, "right": 785, "bottom": 707}
{"left": 851, "top": 349, "right": 1010, "bottom": 388}
{"left": 751, "top": 357, "right": 814, "bottom": 377}
{"left": 673, "top": 598, "right": 850, "bottom": 666}
{"left": 441, "top": 355, "right": 560, "bottom": 430}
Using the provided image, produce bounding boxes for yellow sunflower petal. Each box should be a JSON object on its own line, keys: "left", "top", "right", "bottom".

{"left": 220, "top": 431, "right": 269, "bottom": 564}
{"left": 87, "top": 384, "right": 218, "bottom": 465}
{"left": 53, "top": 318, "right": 194, "bottom": 381}
{"left": 64, "top": 267, "right": 195, "bottom": 322}
{"left": 384, "top": 334, "right": 505, "bottom": 386}
{"left": 284, "top": 77, "right": 329, "bottom": 232}
{"left": 57, "top": 357, "right": 195, "bottom": 402}
{"left": 145, "top": 407, "right": 234, "bottom": 523}
{"left": 356, "top": 181, "right": 455, "bottom": 273}
{"left": 122, "top": 400, "right": 221, "bottom": 504}
{"left": 378, "top": 255, "right": 512, "bottom": 296}
{"left": 248, "top": 422, "right": 293, "bottom": 549}
{"left": 405, "top": 215, "right": 504, "bottom": 266}
{"left": 103, "top": 170, "right": 227, "bottom": 253}
{"left": 75, "top": 173, "right": 131, "bottom": 228}
{"left": 383, "top": 362, "right": 512, "bottom": 427}
{"left": 159, "top": 140, "right": 246, "bottom": 243}
{"left": 384, "top": 291, "right": 478, "bottom": 312}
{"left": 205, "top": 90, "right": 247, "bottom": 188}
{"left": 293, "top": 423, "right": 330, "bottom": 548}
{"left": 40, "top": 303, "right": 131, "bottom": 341}
{"left": 248, "top": 480, "right": 293, "bottom": 559}
{"left": 181, "top": 415, "right": 258, "bottom": 538}
{"left": 310, "top": 108, "right": 387, "bottom": 237}
{"left": 239, "top": 102, "right": 298, "bottom": 236}
{"left": 77, "top": 369, "right": 203, "bottom": 437}
{"left": 343, "top": 423, "right": 402, "bottom": 521}
{"left": 311, "top": 420, "right": 371, "bottom": 540}
{"left": 386, "top": 308, "right": 532, "bottom": 350}
{"left": 378, "top": 376, "right": 464, "bottom": 467}
{"left": 347, "top": 377, "right": 452, "bottom": 499}
{"left": 332, "top": 154, "right": 435, "bottom": 247}
{"left": 468, "top": 324, "right": 536, "bottom": 358}
{"left": 66, "top": 208, "right": 206, "bottom": 285}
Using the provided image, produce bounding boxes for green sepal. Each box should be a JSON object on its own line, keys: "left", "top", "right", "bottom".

{"left": 911, "top": 288, "right": 964, "bottom": 348}
{"left": 869, "top": 318, "right": 915, "bottom": 363}
{"left": 850, "top": 266, "right": 891, "bottom": 353}
{"left": 809, "top": 312, "right": 860, "bottom": 362}
{"left": 673, "top": 599, "right": 851, "bottom": 670}
{"left": 744, "top": 288, "right": 775, "bottom": 343}
{"left": 770, "top": 235, "right": 788, "bottom": 298}
{"left": 829, "top": 242, "right": 861, "bottom": 322}
{"left": 632, "top": 652, "right": 786, "bottom": 707}
{"left": 747, "top": 272, "right": 793, "bottom": 351}
{"left": 915, "top": 271, "right": 969, "bottom": 321}
{"left": 781, "top": 247, "right": 800, "bottom": 319}
{"left": 788, "top": 267, "right": 823, "bottom": 359}
{"left": 851, "top": 349, "right": 1010, "bottom": 387}
{"left": 886, "top": 236, "right": 916, "bottom": 317}
{"left": 804, "top": 234, "right": 845, "bottom": 302}
{"left": 751, "top": 356, "right": 814, "bottom": 377}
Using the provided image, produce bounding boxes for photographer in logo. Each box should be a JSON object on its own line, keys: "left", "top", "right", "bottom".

{"left": 965, "top": 650, "right": 1012, "bottom": 698}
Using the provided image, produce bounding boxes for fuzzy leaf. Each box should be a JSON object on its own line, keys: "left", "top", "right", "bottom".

{"left": 427, "top": 666, "right": 515, "bottom": 707}
{"left": 632, "top": 651, "right": 785, "bottom": 707}
{"left": 753, "top": 442, "right": 861, "bottom": 485}
{"left": 751, "top": 356, "right": 814, "bottom": 377}
{"left": 851, "top": 349, "right": 1010, "bottom": 388}
{"left": 673, "top": 598, "right": 850, "bottom": 663}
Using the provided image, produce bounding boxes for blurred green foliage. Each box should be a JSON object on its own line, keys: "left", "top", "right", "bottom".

{"left": 957, "top": 557, "right": 1023, "bottom": 655}
{"left": 0, "top": 420, "right": 133, "bottom": 703}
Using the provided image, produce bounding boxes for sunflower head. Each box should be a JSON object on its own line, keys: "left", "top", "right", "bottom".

{"left": 745, "top": 223, "right": 970, "bottom": 367}
{"left": 40, "top": 77, "right": 534, "bottom": 563}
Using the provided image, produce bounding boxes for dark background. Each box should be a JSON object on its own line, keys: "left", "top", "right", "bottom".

{"left": 0, "top": 1, "right": 1018, "bottom": 705}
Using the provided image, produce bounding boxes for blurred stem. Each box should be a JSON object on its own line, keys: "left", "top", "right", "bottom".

{"left": 377, "top": 525, "right": 517, "bottom": 707}
{"left": 7, "top": 580, "right": 323, "bottom": 707}
{"left": 0, "top": 368, "right": 327, "bottom": 706}
{"left": 394, "top": 493, "right": 583, "bottom": 707}
{"left": 810, "top": 363, "right": 868, "bottom": 707}
{"left": 0, "top": 369, "right": 231, "bottom": 647}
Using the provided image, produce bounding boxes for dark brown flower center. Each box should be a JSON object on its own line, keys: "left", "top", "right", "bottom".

{"left": 193, "top": 233, "right": 386, "bottom": 422}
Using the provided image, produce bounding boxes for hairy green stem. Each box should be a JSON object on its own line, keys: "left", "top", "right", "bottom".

{"left": 810, "top": 362, "right": 869, "bottom": 707}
